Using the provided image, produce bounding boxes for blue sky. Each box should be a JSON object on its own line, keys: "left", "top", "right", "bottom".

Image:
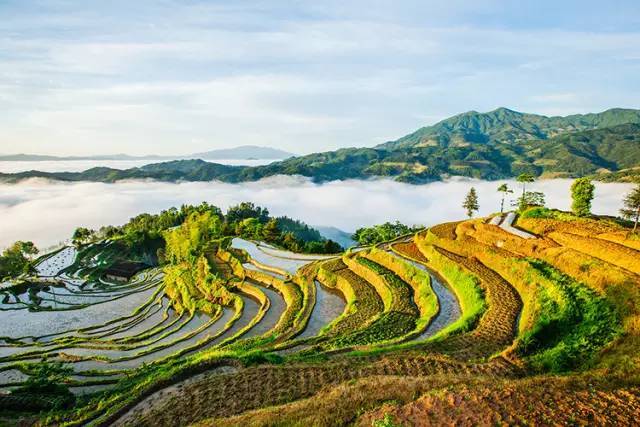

{"left": 1, "top": 0, "right": 639, "bottom": 156}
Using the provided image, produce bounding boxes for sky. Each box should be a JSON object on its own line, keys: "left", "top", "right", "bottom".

{"left": 1, "top": 0, "right": 639, "bottom": 156}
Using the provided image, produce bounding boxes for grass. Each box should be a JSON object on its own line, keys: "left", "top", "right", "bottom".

{"left": 413, "top": 238, "right": 486, "bottom": 341}
{"left": 316, "top": 261, "right": 384, "bottom": 338}
{"left": 354, "top": 256, "right": 418, "bottom": 316}
{"left": 517, "top": 259, "right": 622, "bottom": 372}
{"left": 364, "top": 248, "right": 438, "bottom": 333}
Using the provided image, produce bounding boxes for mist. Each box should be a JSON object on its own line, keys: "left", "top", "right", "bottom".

{"left": 0, "top": 159, "right": 276, "bottom": 173}
{"left": 0, "top": 176, "right": 633, "bottom": 250}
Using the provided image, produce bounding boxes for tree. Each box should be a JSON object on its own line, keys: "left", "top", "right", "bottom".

{"left": 352, "top": 221, "right": 418, "bottom": 246}
{"left": 14, "top": 360, "right": 75, "bottom": 409}
{"left": 226, "top": 202, "right": 269, "bottom": 224}
{"left": 0, "top": 241, "right": 39, "bottom": 279}
{"left": 263, "top": 219, "right": 280, "bottom": 242}
{"left": 72, "top": 227, "right": 94, "bottom": 246}
{"left": 621, "top": 184, "right": 640, "bottom": 233}
{"left": 497, "top": 183, "right": 513, "bottom": 213}
{"left": 516, "top": 173, "right": 535, "bottom": 199}
{"left": 322, "top": 239, "right": 342, "bottom": 254}
{"left": 571, "top": 178, "right": 595, "bottom": 217}
{"left": 463, "top": 187, "right": 479, "bottom": 218}
{"left": 23, "top": 361, "right": 73, "bottom": 393}
{"left": 516, "top": 191, "right": 546, "bottom": 211}
{"left": 281, "top": 232, "right": 302, "bottom": 252}
{"left": 16, "top": 241, "right": 38, "bottom": 257}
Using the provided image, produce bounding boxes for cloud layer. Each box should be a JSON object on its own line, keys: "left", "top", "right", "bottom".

{"left": 0, "top": 177, "right": 633, "bottom": 250}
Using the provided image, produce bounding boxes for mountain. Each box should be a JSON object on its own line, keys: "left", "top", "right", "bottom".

{"left": 314, "top": 226, "right": 357, "bottom": 248}
{"left": 378, "top": 107, "right": 640, "bottom": 150}
{"left": 2, "top": 108, "right": 640, "bottom": 184}
{"left": 0, "top": 146, "right": 294, "bottom": 162}
{"left": 0, "top": 160, "right": 245, "bottom": 183}
{"left": 0, "top": 153, "right": 165, "bottom": 161}
{"left": 189, "top": 145, "right": 294, "bottom": 160}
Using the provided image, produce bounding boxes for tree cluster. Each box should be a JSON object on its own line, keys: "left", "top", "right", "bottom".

{"left": 352, "top": 221, "right": 422, "bottom": 246}
{"left": 0, "top": 241, "right": 38, "bottom": 280}
{"left": 71, "top": 201, "right": 342, "bottom": 263}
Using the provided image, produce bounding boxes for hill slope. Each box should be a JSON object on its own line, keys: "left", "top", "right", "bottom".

{"left": 378, "top": 107, "right": 640, "bottom": 150}
{"left": 2, "top": 108, "right": 640, "bottom": 184}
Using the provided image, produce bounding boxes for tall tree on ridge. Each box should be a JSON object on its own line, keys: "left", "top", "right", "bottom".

{"left": 516, "top": 173, "right": 535, "bottom": 199}
{"left": 497, "top": 183, "right": 512, "bottom": 213}
{"left": 463, "top": 187, "right": 480, "bottom": 218}
{"left": 621, "top": 184, "right": 640, "bottom": 233}
{"left": 571, "top": 178, "right": 595, "bottom": 217}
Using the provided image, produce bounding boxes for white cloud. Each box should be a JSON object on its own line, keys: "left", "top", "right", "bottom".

{"left": 0, "top": 2, "right": 639, "bottom": 155}
{"left": 0, "top": 177, "right": 633, "bottom": 250}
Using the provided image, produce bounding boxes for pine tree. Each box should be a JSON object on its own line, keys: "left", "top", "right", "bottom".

{"left": 621, "top": 184, "right": 640, "bottom": 233}
{"left": 463, "top": 187, "right": 480, "bottom": 218}
{"left": 571, "top": 178, "right": 595, "bottom": 217}
{"left": 516, "top": 173, "right": 535, "bottom": 199}
{"left": 497, "top": 183, "right": 512, "bottom": 213}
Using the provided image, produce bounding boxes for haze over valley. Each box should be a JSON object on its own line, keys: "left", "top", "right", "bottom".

{"left": 0, "top": 176, "right": 632, "bottom": 250}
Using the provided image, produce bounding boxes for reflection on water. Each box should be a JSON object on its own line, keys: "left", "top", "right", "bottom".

{"left": 232, "top": 238, "right": 309, "bottom": 274}
{"left": 0, "top": 286, "right": 157, "bottom": 337}
{"left": 297, "top": 281, "right": 346, "bottom": 339}
{"left": 243, "top": 286, "right": 286, "bottom": 339}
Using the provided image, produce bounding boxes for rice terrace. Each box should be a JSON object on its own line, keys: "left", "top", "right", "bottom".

{"left": 3, "top": 1, "right": 640, "bottom": 426}
{"left": 1, "top": 183, "right": 639, "bottom": 426}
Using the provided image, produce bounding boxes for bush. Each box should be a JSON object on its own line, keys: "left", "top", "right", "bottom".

{"left": 9, "top": 361, "right": 76, "bottom": 411}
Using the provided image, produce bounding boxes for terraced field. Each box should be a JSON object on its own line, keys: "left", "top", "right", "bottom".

{"left": 2, "top": 213, "right": 639, "bottom": 426}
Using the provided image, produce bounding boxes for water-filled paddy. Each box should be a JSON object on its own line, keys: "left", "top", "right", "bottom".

{"left": 388, "top": 252, "right": 461, "bottom": 340}
{"left": 297, "top": 281, "right": 346, "bottom": 339}
{"left": 242, "top": 286, "right": 286, "bottom": 339}
{"left": 232, "top": 238, "right": 309, "bottom": 274}
{"left": 36, "top": 247, "right": 77, "bottom": 276}
{"left": 0, "top": 286, "right": 157, "bottom": 338}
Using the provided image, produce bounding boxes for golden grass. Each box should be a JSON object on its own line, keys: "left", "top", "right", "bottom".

{"left": 548, "top": 231, "right": 640, "bottom": 275}
{"left": 342, "top": 253, "right": 394, "bottom": 312}
{"left": 198, "top": 374, "right": 482, "bottom": 427}
{"left": 358, "top": 374, "right": 640, "bottom": 427}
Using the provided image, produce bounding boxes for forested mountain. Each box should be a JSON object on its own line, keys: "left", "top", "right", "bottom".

{"left": 2, "top": 108, "right": 640, "bottom": 184}
{"left": 378, "top": 107, "right": 640, "bottom": 150}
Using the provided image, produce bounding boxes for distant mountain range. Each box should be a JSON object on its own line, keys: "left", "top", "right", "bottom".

{"left": 2, "top": 108, "right": 640, "bottom": 184}
{"left": 0, "top": 145, "right": 294, "bottom": 162}
{"left": 314, "top": 226, "right": 357, "bottom": 248}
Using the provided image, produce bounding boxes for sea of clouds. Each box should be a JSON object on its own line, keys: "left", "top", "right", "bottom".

{"left": 0, "top": 159, "right": 276, "bottom": 173}
{"left": 0, "top": 176, "right": 633, "bottom": 250}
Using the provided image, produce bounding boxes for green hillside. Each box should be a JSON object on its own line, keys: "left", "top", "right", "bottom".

{"left": 2, "top": 108, "right": 640, "bottom": 184}
{"left": 378, "top": 107, "right": 640, "bottom": 150}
